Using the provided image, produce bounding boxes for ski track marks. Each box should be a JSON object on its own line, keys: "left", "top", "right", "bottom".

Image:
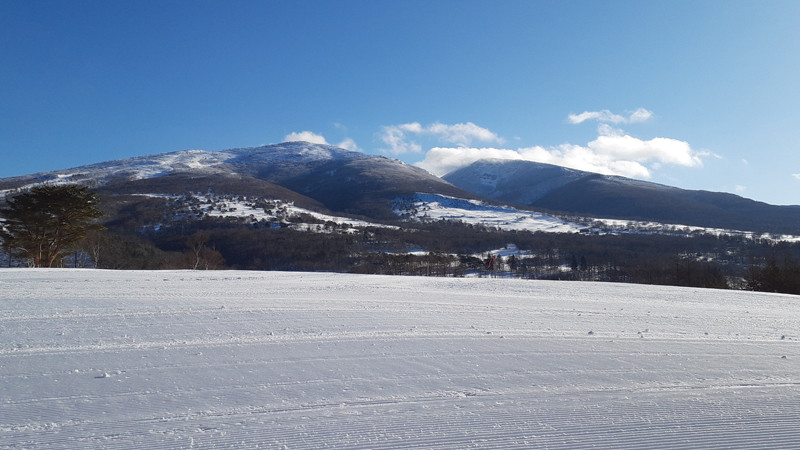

{"left": 1, "top": 269, "right": 799, "bottom": 449}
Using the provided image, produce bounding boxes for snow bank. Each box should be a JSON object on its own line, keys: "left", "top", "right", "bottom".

{"left": 1, "top": 269, "right": 799, "bottom": 448}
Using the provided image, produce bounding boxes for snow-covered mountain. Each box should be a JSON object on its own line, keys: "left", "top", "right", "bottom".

{"left": 444, "top": 159, "right": 800, "bottom": 235}
{"left": 1, "top": 142, "right": 444, "bottom": 194}
{"left": 0, "top": 142, "right": 475, "bottom": 221}
{"left": 1, "top": 143, "right": 603, "bottom": 243}
{"left": 3, "top": 142, "right": 799, "bottom": 240}
{"left": 4, "top": 142, "right": 800, "bottom": 280}
{"left": 0, "top": 149, "right": 233, "bottom": 191}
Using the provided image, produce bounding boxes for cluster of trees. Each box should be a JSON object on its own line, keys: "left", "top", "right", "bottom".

{"left": 746, "top": 255, "right": 800, "bottom": 294}
{"left": 2, "top": 185, "right": 799, "bottom": 296}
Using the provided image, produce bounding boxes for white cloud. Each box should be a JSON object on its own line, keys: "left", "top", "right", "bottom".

{"left": 417, "top": 131, "right": 701, "bottom": 178}
{"left": 336, "top": 137, "right": 359, "bottom": 151}
{"left": 735, "top": 185, "right": 747, "bottom": 193}
{"left": 416, "top": 142, "right": 658, "bottom": 179}
{"left": 415, "top": 112, "right": 702, "bottom": 179}
{"left": 792, "top": 173, "right": 800, "bottom": 181}
{"left": 378, "top": 121, "right": 504, "bottom": 155}
{"left": 284, "top": 131, "right": 329, "bottom": 145}
{"left": 378, "top": 124, "right": 423, "bottom": 154}
{"left": 399, "top": 122, "right": 424, "bottom": 134}
{"left": 284, "top": 131, "right": 360, "bottom": 152}
{"left": 528, "top": 143, "right": 653, "bottom": 178}
{"left": 427, "top": 122, "right": 504, "bottom": 146}
{"left": 588, "top": 134, "right": 702, "bottom": 168}
{"left": 568, "top": 110, "right": 626, "bottom": 125}
{"left": 568, "top": 108, "right": 653, "bottom": 125}
{"left": 628, "top": 108, "right": 655, "bottom": 123}
{"left": 389, "top": 110, "right": 706, "bottom": 184}
{"left": 416, "top": 147, "right": 526, "bottom": 176}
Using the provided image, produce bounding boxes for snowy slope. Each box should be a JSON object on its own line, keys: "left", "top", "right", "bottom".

{"left": 0, "top": 150, "right": 234, "bottom": 198}
{"left": 394, "top": 193, "right": 584, "bottom": 233}
{"left": 390, "top": 194, "right": 800, "bottom": 242}
{"left": 2, "top": 269, "right": 799, "bottom": 448}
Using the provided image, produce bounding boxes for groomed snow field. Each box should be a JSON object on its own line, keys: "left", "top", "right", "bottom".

{"left": 1, "top": 269, "right": 799, "bottom": 449}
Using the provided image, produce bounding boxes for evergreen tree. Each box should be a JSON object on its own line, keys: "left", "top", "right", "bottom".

{"left": 0, "top": 185, "right": 105, "bottom": 267}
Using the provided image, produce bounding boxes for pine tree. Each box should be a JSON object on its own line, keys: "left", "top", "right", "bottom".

{"left": 0, "top": 185, "right": 105, "bottom": 267}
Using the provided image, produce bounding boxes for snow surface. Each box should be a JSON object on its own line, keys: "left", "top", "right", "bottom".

{"left": 2, "top": 269, "right": 799, "bottom": 449}
{"left": 394, "top": 194, "right": 584, "bottom": 234}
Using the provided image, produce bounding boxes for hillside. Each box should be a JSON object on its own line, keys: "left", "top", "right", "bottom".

{"left": 535, "top": 174, "right": 800, "bottom": 234}
{"left": 444, "top": 159, "right": 800, "bottom": 235}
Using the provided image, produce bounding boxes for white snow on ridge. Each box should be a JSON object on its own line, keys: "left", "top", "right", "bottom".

{"left": 0, "top": 150, "right": 236, "bottom": 197}
{"left": 2, "top": 269, "right": 799, "bottom": 448}
{"left": 0, "top": 141, "right": 347, "bottom": 190}
{"left": 145, "top": 149, "right": 234, "bottom": 174}
{"left": 0, "top": 143, "right": 357, "bottom": 200}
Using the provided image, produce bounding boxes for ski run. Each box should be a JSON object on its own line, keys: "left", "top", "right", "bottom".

{"left": 1, "top": 269, "right": 799, "bottom": 448}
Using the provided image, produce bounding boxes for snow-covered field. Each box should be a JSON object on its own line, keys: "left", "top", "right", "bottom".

{"left": 2, "top": 270, "right": 799, "bottom": 449}
{"left": 394, "top": 194, "right": 583, "bottom": 234}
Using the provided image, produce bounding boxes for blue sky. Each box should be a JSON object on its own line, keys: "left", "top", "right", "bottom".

{"left": 2, "top": 0, "right": 800, "bottom": 205}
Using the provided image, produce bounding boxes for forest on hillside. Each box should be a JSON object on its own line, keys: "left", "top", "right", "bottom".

{"left": 3, "top": 216, "right": 797, "bottom": 295}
